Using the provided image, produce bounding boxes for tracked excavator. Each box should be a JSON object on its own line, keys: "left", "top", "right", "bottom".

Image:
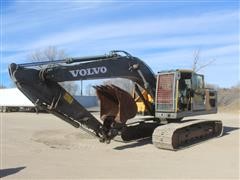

{"left": 9, "top": 50, "right": 223, "bottom": 150}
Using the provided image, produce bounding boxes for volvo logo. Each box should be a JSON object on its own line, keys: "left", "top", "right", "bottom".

{"left": 69, "top": 66, "right": 107, "bottom": 77}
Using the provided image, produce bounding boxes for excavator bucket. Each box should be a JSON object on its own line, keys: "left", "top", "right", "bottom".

{"left": 94, "top": 84, "right": 137, "bottom": 124}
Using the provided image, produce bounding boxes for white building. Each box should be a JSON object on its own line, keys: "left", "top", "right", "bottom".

{"left": 0, "top": 88, "right": 98, "bottom": 112}
{"left": 0, "top": 88, "right": 34, "bottom": 112}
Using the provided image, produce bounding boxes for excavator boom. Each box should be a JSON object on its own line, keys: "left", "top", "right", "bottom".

{"left": 9, "top": 51, "right": 156, "bottom": 143}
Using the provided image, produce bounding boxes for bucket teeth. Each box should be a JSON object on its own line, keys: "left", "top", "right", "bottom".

{"left": 94, "top": 84, "right": 137, "bottom": 124}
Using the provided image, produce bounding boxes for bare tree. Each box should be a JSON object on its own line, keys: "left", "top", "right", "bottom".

{"left": 103, "top": 78, "right": 134, "bottom": 93}
{"left": 192, "top": 49, "right": 216, "bottom": 72}
{"left": 28, "top": 46, "right": 79, "bottom": 95}
{"left": 85, "top": 83, "right": 96, "bottom": 96}
{"left": 29, "top": 46, "right": 67, "bottom": 62}
{"left": 83, "top": 78, "right": 134, "bottom": 96}
{"left": 192, "top": 49, "right": 200, "bottom": 72}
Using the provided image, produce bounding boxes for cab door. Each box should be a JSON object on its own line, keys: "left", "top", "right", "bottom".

{"left": 192, "top": 73, "right": 205, "bottom": 111}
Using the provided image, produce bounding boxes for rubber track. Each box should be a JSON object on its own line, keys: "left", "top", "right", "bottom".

{"left": 152, "top": 119, "right": 223, "bottom": 150}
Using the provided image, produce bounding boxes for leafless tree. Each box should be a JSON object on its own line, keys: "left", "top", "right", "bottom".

{"left": 85, "top": 83, "right": 96, "bottom": 96}
{"left": 28, "top": 46, "right": 79, "bottom": 95}
{"left": 192, "top": 49, "right": 200, "bottom": 72}
{"left": 103, "top": 78, "right": 134, "bottom": 93}
{"left": 84, "top": 78, "right": 134, "bottom": 96}
{"left": 29, "top": 46, "right": 67, "bottom": 62}
{"left": 192, "top": 49, "right": 216, "bottom": 72}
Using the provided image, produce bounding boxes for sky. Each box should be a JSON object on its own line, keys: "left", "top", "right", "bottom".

{"left": 0, "top": 0, "right": 239, "bottom": 90}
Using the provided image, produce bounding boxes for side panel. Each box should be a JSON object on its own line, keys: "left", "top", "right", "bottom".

{"left": 205, "top": 89, "right": 217, "bottom": 112}
{"left": 155, "top": 73, "right": 176, "bottom": 112}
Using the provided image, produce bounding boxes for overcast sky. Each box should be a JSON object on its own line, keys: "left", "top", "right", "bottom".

{"left": 1, "top": 1, "right": 239, "bottom": 88}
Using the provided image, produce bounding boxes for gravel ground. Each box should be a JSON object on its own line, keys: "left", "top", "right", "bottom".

{"left": 0, "top": 112, "right": 239, "bottom": 179}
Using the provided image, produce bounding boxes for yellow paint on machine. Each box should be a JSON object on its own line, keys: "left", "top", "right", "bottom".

{"left": 175, "top": 80, "right": 179, "bottom": 112}
{"left": 135, "top": 90, "right": 153, "bottom": 113}
{"left": 63, "top": 93, "right": 73, "bottom": 104}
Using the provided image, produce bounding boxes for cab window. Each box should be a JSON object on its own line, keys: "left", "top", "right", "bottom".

{"left": 192, "top": 74, "right": 204, "bottom": 89}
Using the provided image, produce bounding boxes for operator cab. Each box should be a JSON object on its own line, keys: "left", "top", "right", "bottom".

{"left": 155, "top": 69, "right": 217, "bottom": 120}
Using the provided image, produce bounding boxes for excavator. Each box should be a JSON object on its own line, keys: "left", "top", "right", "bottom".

{"left": 9, "top": 50, "right": 223, "bottom": 150}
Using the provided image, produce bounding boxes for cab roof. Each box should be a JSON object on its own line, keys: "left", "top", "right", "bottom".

{"left": 157, "top": 69, "right": 194, "bottom": 74}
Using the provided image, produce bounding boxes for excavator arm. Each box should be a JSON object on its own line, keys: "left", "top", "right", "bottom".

{"left": 9, "top": 50, "right": 156, "bottom": 143}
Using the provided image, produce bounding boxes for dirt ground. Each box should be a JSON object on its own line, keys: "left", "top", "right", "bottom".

{"left": 0, "top": 111, "right": 239, "bottom": 179}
